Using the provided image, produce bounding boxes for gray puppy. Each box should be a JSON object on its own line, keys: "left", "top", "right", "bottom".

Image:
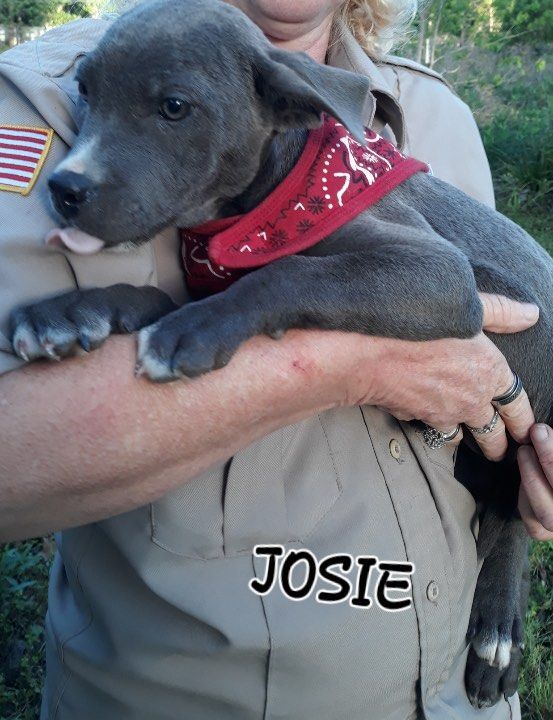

{"left": 10, "top": 0, "right": 552, "bottom": 709}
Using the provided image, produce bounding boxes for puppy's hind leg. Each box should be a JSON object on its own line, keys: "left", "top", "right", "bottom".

{"left": 465, "top": 516, "right": 529, "bottom": 708}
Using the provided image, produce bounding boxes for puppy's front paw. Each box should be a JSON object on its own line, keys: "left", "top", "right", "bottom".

{"left": 11, "top": 290, "right": 112, "bottom": 361}
{"left": 10, "top": 285, "right": 175, "bottom": 363}
{"left": 136, "top": 304, "right": 250, "bottom": 382}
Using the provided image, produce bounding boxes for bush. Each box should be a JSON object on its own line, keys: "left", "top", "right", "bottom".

{"left": 0, "top": 540, "right": 52, "bottom": 720}
{"left": 432, "top": 41, "right": 553, "bottom": 250}
{"left": 520, "top": 542, "right": 553, "bottom": 720}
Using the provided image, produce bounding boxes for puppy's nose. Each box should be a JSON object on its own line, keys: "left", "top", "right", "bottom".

{"left": 49, "top": 171, "right": 94, "bottom": 217}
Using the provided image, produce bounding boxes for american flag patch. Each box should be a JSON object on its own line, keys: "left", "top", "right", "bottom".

{"left": 0, "top": 125, "right": 54, "bottom": 196}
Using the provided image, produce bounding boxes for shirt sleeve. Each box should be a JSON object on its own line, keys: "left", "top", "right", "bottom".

{"left": 388, "top": 66, "right": 496, "bottom": 209}
{"left": 0, "top": 74, "right": 78, "bottom": 375}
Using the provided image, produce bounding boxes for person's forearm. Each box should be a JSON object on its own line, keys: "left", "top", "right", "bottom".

{"left": 0, "top": 331, "right": 371, "bottom": 541}
{"left": 0, "top": 295, "right": 539, "bottom": 542}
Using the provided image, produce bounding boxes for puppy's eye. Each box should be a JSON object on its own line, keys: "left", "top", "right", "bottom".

{"left": 78, "top": 81, "right": 88, "bottom": 100}
{"left": 159, "top": 97, "right": 190, "bottom": 121}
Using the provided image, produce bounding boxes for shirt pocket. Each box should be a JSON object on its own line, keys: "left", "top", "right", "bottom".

{"left": 149, "top": 415, "right": 342, "bottom": 560}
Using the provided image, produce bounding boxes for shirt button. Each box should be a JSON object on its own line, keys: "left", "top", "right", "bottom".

{"left": 389, "top": 439, "right": 402, "bottom": 460}
{"left": 426, "top": 581, "right": 440, "bottom": 602}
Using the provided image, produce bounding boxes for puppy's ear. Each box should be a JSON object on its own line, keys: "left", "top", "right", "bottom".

{"left": 252, "top": 46, "right": 373, "bottom": 143}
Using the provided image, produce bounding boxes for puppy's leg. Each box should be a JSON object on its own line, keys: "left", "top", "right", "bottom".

{"left": 136, "top": 231, "right": 483, "bottom": 381}
{"left": 465, "top": 517, "right": 529, "bottom": 708}
{"left": 11, "top": 284, "right": 176, "bottom": 361}
{"left": 465, "top": 645, "right": 524, "bottom": 710}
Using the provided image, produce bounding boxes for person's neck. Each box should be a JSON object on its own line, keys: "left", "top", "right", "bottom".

{"left": 264, "top": 16, "right": 333, "bottom": 63}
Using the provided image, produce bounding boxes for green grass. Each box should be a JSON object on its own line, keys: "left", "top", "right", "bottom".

{"left": 519, "top": 542, "right": 553, "bottom": 720}
{"left": 0, "top": 539, "right": 52, "bottom": 720}
{"left": 437, "top": 41, "right": 553, "bottom": 254}
{"left": 479, "top": 86, "right": 553, "bottom": 253}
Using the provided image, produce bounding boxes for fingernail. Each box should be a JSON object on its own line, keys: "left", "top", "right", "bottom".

{"left": 517, "top": 444, "right": 531, "bottom": 460}
{"left": 532, "top": 424, "right": 549, "bottom": 442}
{"left": 522, "top": 303, "right": 539, "bottom": 322}
{"left": 79, "top": 333, "right": 91, "bottom": 352}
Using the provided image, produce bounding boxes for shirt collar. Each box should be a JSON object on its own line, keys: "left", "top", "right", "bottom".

{"left": 326, "top": 24, "right": 405, "bottom": 150}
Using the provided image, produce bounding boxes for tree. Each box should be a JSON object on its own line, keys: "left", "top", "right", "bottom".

{"left": 0, "top": 0, "right": 55, "bottom": 26}
{"left": 0, "top": 0, "right": 96, "bottom": 46}
{"left": 414, "top": 0, "right": 553, "bottom": 67}
{"left": 0, "top": 0, "right": 55, "bottom": 44}
{"left": 415, "top": 0, "right": 476, "bottom": 66}
{"left": 495, "top": 0, "right": 553, "bottom": 42}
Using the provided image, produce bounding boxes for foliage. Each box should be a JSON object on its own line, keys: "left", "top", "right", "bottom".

{"left": 0, "top": 539, "right": 53, "bottom": 720}
{"left": 413, "top": 0, "right": 553, "bottom": 66}
{"left": 0, "top": 0, "right": 93, "bottom": 35}
{"left": 427, "top": 40, "right": 553, "bottom": 252}
{"left": 0, "top": 0, "right": 57, "bottom": 28}
{"left": 519, "top": 542, "right": 553, "bottom": 720}
{"left": 481, "top": 93, "right": 553, "bottom": 253}
{"left": 498, "top": 0, "right": 553, "bottom": 43}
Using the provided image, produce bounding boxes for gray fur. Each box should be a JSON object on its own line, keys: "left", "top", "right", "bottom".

{"left": 11, "top": 0, "right": 552, "bottom": 709}
{"left": 47, "top": 0, "right": 371, "bottom": 245}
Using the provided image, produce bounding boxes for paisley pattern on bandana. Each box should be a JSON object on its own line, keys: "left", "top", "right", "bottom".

{"left": 181, "top": 117, "right": 428, "bottom": 297}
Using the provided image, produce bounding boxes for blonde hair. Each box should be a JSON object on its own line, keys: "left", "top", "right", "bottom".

{"left": 335, "top": 0, "right": 418, "bottom": 57}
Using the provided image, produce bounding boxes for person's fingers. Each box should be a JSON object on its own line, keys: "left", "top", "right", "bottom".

{"left": 517, "top": 450, "right": 553, "bottom": 541}
{"left": 431, "top": 425, "right": 464, "bottom": 447}
{"left": 495, "top": 388, "right": 535, "bottom": 445}
{"left": 489, "top": 364, "right": 535, "bottom": 444}
{"left": 479, "top": 293, "right": 539, "bottom": 334}
{"left": 518, "top": 445, "right": 553, "bottom": 536}
{"left": 529, "top": 424, "right": 553, "bottom": 485}
{"left": 465, "top": 408, "right": 508, "bottom": 461}
{"left": 518, "top": 486, "right": 553, "bottom": 541}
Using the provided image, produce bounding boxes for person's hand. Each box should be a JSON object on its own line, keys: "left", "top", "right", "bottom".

{"left": 518, "top": 425, "right": 553, "bottom": 541}
{"left": 345, "top": 293, "right": 539, "bottom": 462}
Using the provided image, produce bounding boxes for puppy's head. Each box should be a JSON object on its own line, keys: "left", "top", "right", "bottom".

{"left": 48, "top": 0, "right": 372, "bottom": 251}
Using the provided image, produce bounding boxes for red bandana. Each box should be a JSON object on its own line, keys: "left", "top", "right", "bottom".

{"left": 181, "top": 117, "right": 428, "bottom": 297}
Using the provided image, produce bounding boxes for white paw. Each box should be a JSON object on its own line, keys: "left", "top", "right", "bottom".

{"left": 135, "top": 325, "right": 182, "bottom": 382}
{"left": 473, "top": 634, "right": 513, "bottom": 671}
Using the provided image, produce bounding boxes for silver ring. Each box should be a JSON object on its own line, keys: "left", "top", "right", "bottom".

{"left": 466, "top": 409, "right": 500, "bottom": 435}
{"left": 493, "top": 372, "right": 523, "bottom": 407}
{"left": 423, "top": 424, "right": 462, "bottom": 449}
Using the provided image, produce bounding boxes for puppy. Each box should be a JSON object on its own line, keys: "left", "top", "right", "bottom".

{"left": 10, "top": 0, "right": 552, "bottom": 708}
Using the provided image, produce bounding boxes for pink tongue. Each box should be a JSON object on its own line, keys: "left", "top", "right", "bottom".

{"left": 45, "top": 228, "right": 105, "bottom": 255}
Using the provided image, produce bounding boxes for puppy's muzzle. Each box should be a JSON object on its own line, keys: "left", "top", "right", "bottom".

{"left": 49, "top": 171, "right": 94, "bottom": 219}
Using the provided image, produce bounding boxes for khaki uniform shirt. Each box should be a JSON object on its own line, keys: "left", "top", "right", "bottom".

{"left": 0, "top": 18, "right": 518, "bottom": 720}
